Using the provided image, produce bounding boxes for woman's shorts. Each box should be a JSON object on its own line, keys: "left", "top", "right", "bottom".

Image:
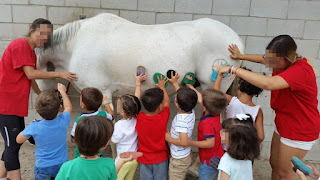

{"left": 274, "top": 127, "right": 316, "bottom": 151}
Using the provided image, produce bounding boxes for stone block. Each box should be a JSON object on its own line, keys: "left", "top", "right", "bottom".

{"left": 295, "top": 39, "right": 320, "bottom": 58}
{"left": 175, "top": 0, "right": 212, "bottom": 14}
{"left": 304, "top": 21, "right": 320, "bottom": 40}
{"left": 48, "top": 7, "right": 83, "bottom": 25}
{"left": 0, "top": 41, "right": 10, "bottom": 58}
{"left": 193, "top": 15, "right": 231, "bottom": 26}
{"left": 120, "top": 10, "right": 155, "bottom": 25}
{"left": 245, "top": 36, "right": 273, "bottom": 54}
{"left": 305, "top": 141, "right": 320, "bottom": 160}
{"left": 267, "top": 19, "right": 304, "bottom": 38}
{"left": 0, "top": 23, "right": 29, "bottom": 41}
{"left": 250, "top": 0, "right": 289, "bottom": 19}
{"left": 257, "top": 91, "right": 271, "bottom": 108}
{"left": 212, "top": 0, "right": 251, "bottom": 16}
{"left": 30, "top": 0, "right": 64, "bottom": 6}
{"left": 0, "top": 5, "right": 12, "bottom": 22}
{"left": 138, "top": 0, "right": 174, "bottom": 12}
{"left": 65, "top": 0, "right": 100, "bottom": 8}
{"left": 288, "top": 1, "right": 320, "bottom": 20}
{"left": 156, "top": 13, "right": 192, "bottom": 24}
{"left": 101, "top": 0, "right": 137, "bottom": 10}
{"left": 13, "top": 5, "right": 46, "bottom": 23}
{"left": 83, "top": 8, "right": 119, "bottom": 18}
{"left": 0, "top": 0, "right": 28, "bottom": 4}
{"left": 230, "top": 17, "right": 267, "bottom": 36}
{"left": 239, "top": 36, "right": 247, "bottom": 44}
{"left": 260, "top": 141, "right": 271, "bottom": 159}
{"left": 262, "top": 108, "right": 275, "bottom": 126}
{"left": 263, "top": 125, "right": 275, "bottom": 142}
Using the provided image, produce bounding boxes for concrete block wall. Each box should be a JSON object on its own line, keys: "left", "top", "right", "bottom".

{"left": 1, "top": 0, "right": 320, "bottom": 161}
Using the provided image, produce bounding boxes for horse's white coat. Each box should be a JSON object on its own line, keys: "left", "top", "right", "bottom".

{"left": 37, "top": 13, "right": 244, "bottom": 98}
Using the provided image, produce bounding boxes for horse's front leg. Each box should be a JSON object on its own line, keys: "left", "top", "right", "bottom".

{"left": 101, "top": 90, "right": 118, "bottom": 160}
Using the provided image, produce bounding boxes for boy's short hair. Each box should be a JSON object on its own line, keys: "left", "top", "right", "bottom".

{"left": 35, "top": 89, "right": 61, "bottom": 120}
{"left": 141, "top": 88, "right": 164, "bottom": 112}
{"left": 75, "top": 116, "right": 113, "bottom": 156}
{"left": 202, "top": 89, "right": 227, "bottom": 116}
{"left": 176, "top": 87, "right": 198, "bottom": 112}
{"left": 81, "top": 87, "right": 103, "bottom": 111}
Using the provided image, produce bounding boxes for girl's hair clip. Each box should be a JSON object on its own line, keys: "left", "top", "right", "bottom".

{"left": 236, "top": 114, "right": 250, "bottom": 121}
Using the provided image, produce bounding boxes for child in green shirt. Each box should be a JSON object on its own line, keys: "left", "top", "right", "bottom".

{"left": 56, "top": 115, "right": 131, "bottom": 180}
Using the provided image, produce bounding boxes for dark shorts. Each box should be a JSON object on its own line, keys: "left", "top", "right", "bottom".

{"left": 0, "top": 114, "right": 31, "bottom": 171}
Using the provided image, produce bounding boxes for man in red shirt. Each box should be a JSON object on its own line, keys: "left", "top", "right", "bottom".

{"left": 135, "top": 76, "right": 170, "bottom": 180}
{"left": 0, "top": 19, "right": 77, "bottom": 180}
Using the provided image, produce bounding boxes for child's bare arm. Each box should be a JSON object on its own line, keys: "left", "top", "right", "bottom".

{"left": 57, "top": 83, "right": 72, "bottom": 114}
{"left": 213, "top": 74, "right": 232, "bottom": 104}
{"left": 16, "top": 132, "right": 29, "bottom": 144}
{"left": 156, "top": 76, "right": 170, "bottom": 107}
{"left": 255, "top": 109, "right": 265, "bottom": 142}
{"left": 220, "top": 171, "right": 230, "bottom": 180}
{"left": 165, "top": 131, "right": 188, "bottom": 147}
{"left": 115, "top": 156, "right": 133, "bottom": 173}
{"left": 189, "top": 137, "right": 215, "bottom": 148}
{"left": 186, "top": 84, "right": 203, "bottom": 105}
{"left": 135, "top": 74, "right": 147, "bottom": 99}
{"left": 168, "top": 72, "right": 180, "bottom": 91}
{"left": 103, "top": 96, "right": 114, "bottom": 118}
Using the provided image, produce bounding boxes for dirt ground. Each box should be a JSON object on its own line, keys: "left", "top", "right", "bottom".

{"left": 1, "top": 132, "right": 319, "bottom": 180}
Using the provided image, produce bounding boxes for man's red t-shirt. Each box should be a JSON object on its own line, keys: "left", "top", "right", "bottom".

{"left": 0, "top": 38, "right": 37, "bottom": 117}
{"left": 136, "top": 106, "right": 170, "bottom": 165}
{"left": 198, "top": 115, "right": 224, "bottom": 165}
{"left": 271, "top": 58, "right": 320, "bottom": 141}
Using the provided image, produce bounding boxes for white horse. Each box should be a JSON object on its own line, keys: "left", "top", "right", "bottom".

{"left": 37, "top": 13, "right": 244, "bottom": 99}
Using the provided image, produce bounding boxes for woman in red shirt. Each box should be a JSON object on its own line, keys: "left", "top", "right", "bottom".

{"left": 0, "top": 19, "right": 77, "bottom": 180}
{"left": 214, "top": 35, "right": 320, "bottom": 180}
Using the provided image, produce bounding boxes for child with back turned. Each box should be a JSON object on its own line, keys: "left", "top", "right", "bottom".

{"left": 213, "top": 68, "right": 264, "bottom": 142}
{"left": 70, "top": 87, "right": 114, "bottom": 158}
{"left": 187, "top": 83, "right": 228, "bottom": 180}
{"left": 135, "top": 76, "right": 171, "bottom": 180}
{"left": 218, "top": 114, "right": 260, "bottom": 180}
{"left": 56, "top": 115, "right": 131, "bottom": 180}
{"left": 164, "top": 72, "right": 198, "bottom": 180}
{"left": 16, "top": 83, "right": 72, "bottom": 180}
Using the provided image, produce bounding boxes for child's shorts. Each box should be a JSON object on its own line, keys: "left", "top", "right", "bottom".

{"left": 199, "top": 160, "right": 217, "bottom": 180}
{"left": 34, "top": 164, "right": 62, "bottom": 180}
{"left": 140, "top": 159, "right": 169, "bottom": 180}
{"left": 274, "top": 128, "right": 316, "bottom": 151}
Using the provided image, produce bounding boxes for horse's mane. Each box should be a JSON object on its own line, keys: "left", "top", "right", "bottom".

{"left": 43, "top": 19, "right": 83, "bottom": 52}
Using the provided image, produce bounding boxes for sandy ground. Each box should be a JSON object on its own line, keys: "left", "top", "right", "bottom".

{"left": 1, "top": 133, "right": 319, "bottom": 180}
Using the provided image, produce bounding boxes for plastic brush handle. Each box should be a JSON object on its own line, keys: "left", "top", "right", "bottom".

{"left": 291, "top": 156, "right": 313, "bottom": 175}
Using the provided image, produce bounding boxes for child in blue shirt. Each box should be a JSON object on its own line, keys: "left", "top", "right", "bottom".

{"left": 16, "top": 83, "right": 72, "bottom": 180}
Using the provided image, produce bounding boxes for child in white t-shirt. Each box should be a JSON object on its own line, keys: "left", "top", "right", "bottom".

{"left": 165, "top": 72, "right": 198, "bottom": 180}
{"left": 218, "top": 114, "right": 260, "bottom": 180}
{"left": 213, "top": 67, "right": 265, "bottom": 142}
{"left": 111, "top": 73, "right": 146, "bottom": 180}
